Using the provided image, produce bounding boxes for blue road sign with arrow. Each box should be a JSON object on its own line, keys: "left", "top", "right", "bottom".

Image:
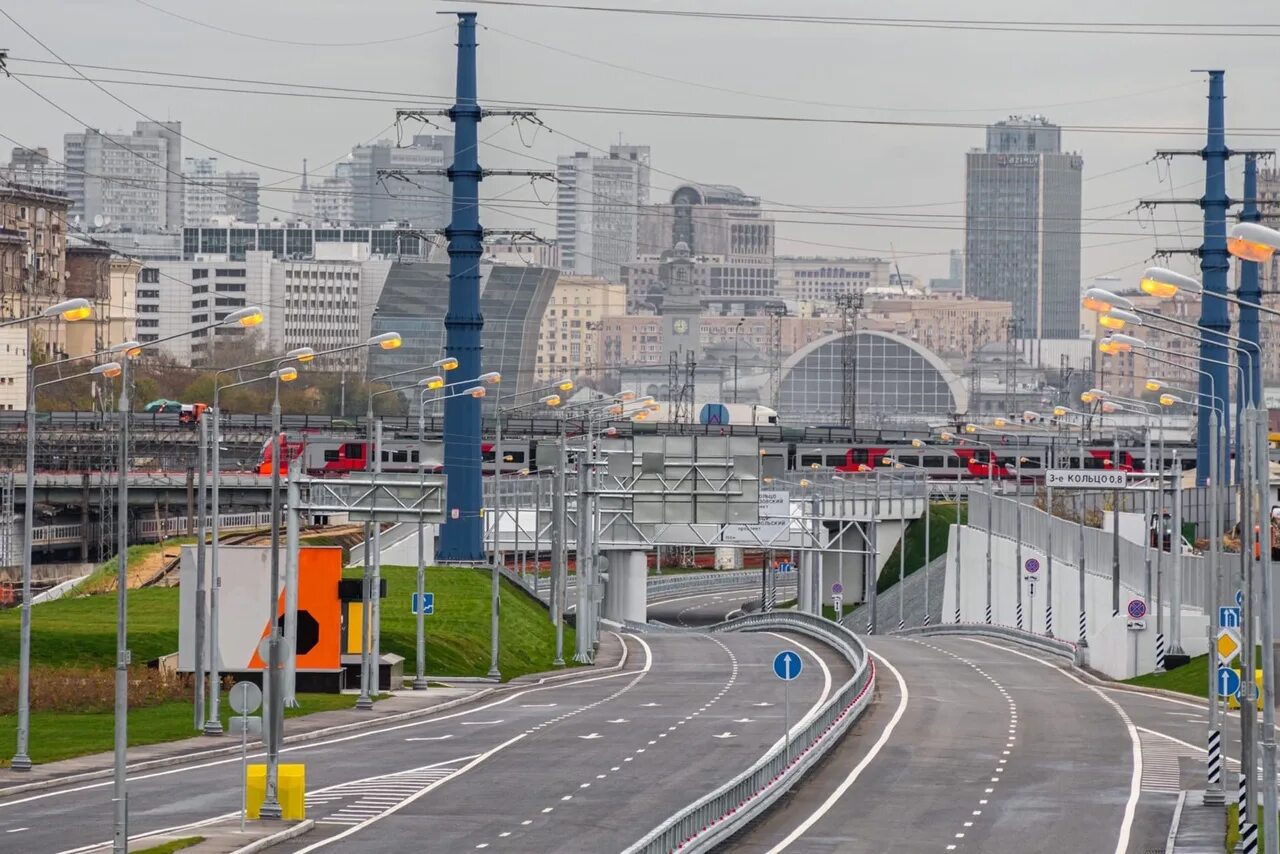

{"left": 1219, "top": 606, "right": 1242, "bottom": 630}
{"left": 1217, "top": 666, "right": 1241, "bottom": 699}
{"left": 773, "top": 650, "right": 802, "bottom": 681}
{"left": 1237, "top": 589, "right": 1245, "bottom": 608}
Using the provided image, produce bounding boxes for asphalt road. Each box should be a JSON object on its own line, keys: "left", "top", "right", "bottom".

{"left": 0, "top": 628, "right": 852, "bottom": 854}
{"left": 728, "top": 635, "right": 1168, "bottom": 854}
{"left": 646, "top": 584, "right": 768, "bottom": 627}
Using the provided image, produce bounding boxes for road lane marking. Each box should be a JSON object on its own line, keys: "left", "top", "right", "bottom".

{"left": 965, "top": 639, "right": 1141, "bottom": 854}
{"left": 2, "top": 633, "right": 645, "bottom": 811}
{"left": 762, "top": 651, "right": 908, "bottom": 854}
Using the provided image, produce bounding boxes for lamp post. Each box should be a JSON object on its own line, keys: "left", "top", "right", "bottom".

{"left": 110, "top": 305, "right": 265, "bottom": 851}
{"left": 960, "top": 425, "right": 998, "bottom": 625}
{"left": 205, "top": 347, "right": 314, "bottom": 734}
{"left": 253, "top": 332, "right": 400, "bottom": 819}
{"left": 10, "top": 298, "right": 98, "bottom": 772}
{"left": 356, "top": 357, "right": 457, "bottom": 710}
{"left": 733, "top": 318, "right": 744, "bottom": 404}
{"left": 488, "top": 380, "right": 571, "bottom": 678}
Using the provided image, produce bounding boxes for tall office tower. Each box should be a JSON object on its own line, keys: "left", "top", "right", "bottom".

{"left": 965, "top": 116, "right": 1082, "bottom": 339}
{"left": 64, "top": 121, "right": 183, "bottom": 231}
{"left": 346, "top": 135, "right": 453, "bottom": 228}
{"left": 556, "top": 144, "right": 651, "bottom": 281}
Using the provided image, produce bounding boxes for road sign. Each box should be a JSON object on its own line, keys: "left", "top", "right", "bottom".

{"left": 229, "top": 681, "right": 262, "bottom": 715}
{"left": 773, "top": 650, "right": 802, "bottom": 681}
{"left": 1127, "top": 620, "right": 1146, "bottom": 631}
{"left": 1237, "top": 589, "right": 1245, "bottom": 608}
{"left": 832, "top": 593, "right": 844, "bottom": 610}
{"left": 1126, "top": 598, "right": 1148, "bottom": 620}
{"left": 412, "top": 592, "right": 435, "bottom": 616}
{"left": 831, "top": 582, "right": 843, "bottom": 595}
{"left": 1217, "top": 628, "right": 1242, "bottom": 663}
{"left": 1217, "top": 666, "right": 1242, "bottom": 699}
{"left": 1045, "top": 469, "right": 1127, "bottom": 489}
{"left": 1219, "top": 606, "right": 1242, "bottom": 629}
{"left": 777, "top": 562, "right": 793, "bottom": 574}
{"left": 1024, "top": 558, "right": 1040, "bottom": 574}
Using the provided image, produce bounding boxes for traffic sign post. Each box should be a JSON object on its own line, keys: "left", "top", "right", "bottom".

{"left": 229, "top": 681, "right": 263, "bottom": 832}
{"left": 773, "top": 651, "right": 801, "bottom": 763}
{"left": 412, "top": 592, "right": 435, "bottom": 616}
{"left": 1217, "top": 628, "right": 1241, "bottom": 665}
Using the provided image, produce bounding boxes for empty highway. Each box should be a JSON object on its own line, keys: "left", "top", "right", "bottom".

{"left": 1, "top": 627, "right": 851, "bottom": 853}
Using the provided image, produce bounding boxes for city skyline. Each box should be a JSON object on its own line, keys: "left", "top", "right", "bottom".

{"left": 3, "top": 0, "right": 1271, "bottom": 287}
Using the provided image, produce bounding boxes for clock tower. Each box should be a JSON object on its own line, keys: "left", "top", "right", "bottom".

{"left": 662, "top": 241, "right": 701, "bottom": 360}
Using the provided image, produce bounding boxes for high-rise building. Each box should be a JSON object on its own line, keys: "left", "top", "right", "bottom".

{"left": 183, "top": 157, "right": 260, "bottom": 226}
{"left": 534, "top": 275, "right": 626, "bottom": 383}
{"left": 64, "top": 121, "right": 183, "bottom": 231}
{"left": 556, "top": 144, "right": 650, "bottom": 281}
{"left": 312, "top": 158, "right": 355, "bottom": 226}
{"left": 965, "top": 116, "right": 1082, "bottom": 339}
{"left": 346, "top": 135, "right": 453, "bottom": 228}
{"left": 3, "top": 148, "right": 65, "bottom": 193}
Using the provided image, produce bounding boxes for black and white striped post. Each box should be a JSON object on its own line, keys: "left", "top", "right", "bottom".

{"left": 1206, "top": 728, "right": 1222, "bottom": 789}
{"left": 1239, "top": 771, "right": 1256, "bottom": 853}
{"left": 1155, "top": 633, "right": 1165, "bottom": 671}
{"left": 1078, "top": 610, "right": 1087, "bottom": 644}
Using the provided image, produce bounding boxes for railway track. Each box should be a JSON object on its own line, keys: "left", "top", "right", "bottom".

{"left": 140, "top": 524, "right": 367, "bottom": 588}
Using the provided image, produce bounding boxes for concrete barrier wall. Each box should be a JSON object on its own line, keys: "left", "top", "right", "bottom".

{"left": 940, "top": 524, "right": 1207, "bottom": 679}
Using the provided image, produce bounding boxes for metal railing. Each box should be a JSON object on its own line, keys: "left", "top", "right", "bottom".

{"left": 646, "top": 569, "right": 796, "bottom": 600}
{"left": 623, "top": 611, "right": 872, "bottom": 854}
{"left": 895, "top": 623, "right": 1082, "bottom": 666}
{"left": 133, "top": 511, "right": 273, "bottom": 540}
{"left": 969, "top": 489, "right": 1211, "bottom": 610}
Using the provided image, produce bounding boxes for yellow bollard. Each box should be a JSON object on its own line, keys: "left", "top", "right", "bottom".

{"left": 245, "top": 763, "right": 306, "bottom": 820}
{"left": 1228, "top": 669, "right": 1265, "bottom": 711}
{"left": 245, "top": 764, "right": 266, "bottom": 820}
{"left": 278, "top": 764, "right": 307, "bottom": 820}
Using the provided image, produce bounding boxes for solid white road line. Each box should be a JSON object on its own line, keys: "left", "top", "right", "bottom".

{"left": 763, "top": 651, "right": 909, "bottom": 854}
{"left": 965, "top": 639, "right": 1141, "bottom": 854}
{"left": 1, "top": 633, "right": 640, "bottom": 810}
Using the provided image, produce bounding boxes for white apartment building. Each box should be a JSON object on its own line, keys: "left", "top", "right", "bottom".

{"left": 556, "top": 145, "right": 650, "bottom": 282}
{"left": 136, "top": 245, "right": 392, "bottom": 368}
{"left": 184, "top": 157, "right": 261, "bottom": 226}
{"left": 64, "top": 121, "right": 183, "bottom": 231}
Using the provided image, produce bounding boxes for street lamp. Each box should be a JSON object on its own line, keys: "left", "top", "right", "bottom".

{"left": 102, "top": 306, "right": 263, "bottom": 852}
{"left": 9, "top": 303, "right": 101, "bottom": 773}
{"left": 484, "top": 382, "right": 566, "bottom": 679}
{"left": 257, "top": 332, "right": 401, "bottom": 821}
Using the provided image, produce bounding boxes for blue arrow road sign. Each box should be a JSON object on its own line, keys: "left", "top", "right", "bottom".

{"left": 1237, "top": 589, "right": 1245, "bottom": 608}
{"left": 1219, "top": 606, "right": 1242, "bottom": 630}
{"left": 773, "top": 650, "right": 803, "bottom": 681}
{"left": 412, "top": 592, "right": 435, "bottom": 616}
{"left": 1217, "top": 666, "right": 1241, "bottom": 699}
{"left": 777, "top": 562, "right": 793, "bottom": 574}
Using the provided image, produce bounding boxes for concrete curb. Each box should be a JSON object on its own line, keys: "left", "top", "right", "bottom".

{"left": 232, "top": 819, "right": 315, "bottom": 854}
{"left": 0, "top": 633, "right": 630, "bottom": 800}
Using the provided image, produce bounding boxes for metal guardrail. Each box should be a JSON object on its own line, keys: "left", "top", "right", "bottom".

{"left": 645, "top": 569, "right": 796, "bottom": 600}
{"left": 894, "top": 623, "right": 1082, "bottom": 666}
{"left": 623, "top": 611, "right": 873, "bottom": 854}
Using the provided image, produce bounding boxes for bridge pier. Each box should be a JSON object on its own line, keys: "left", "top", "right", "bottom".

{"left": 601, "top": 549, "right": 646, "bottom": 624}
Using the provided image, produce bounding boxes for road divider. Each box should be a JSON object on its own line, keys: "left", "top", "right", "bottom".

{"left": 622, "top": 612, "right": 872, "bottom": 854}
{"left": 895, "top": 623, "right": 1082, "bottom": 667}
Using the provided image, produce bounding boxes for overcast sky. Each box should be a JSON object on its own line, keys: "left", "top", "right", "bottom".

{"left": 6, "top": 0, "right": 1280, "bottom": 282}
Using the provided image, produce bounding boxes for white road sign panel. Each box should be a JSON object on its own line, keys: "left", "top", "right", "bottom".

{"left": 720, "top": 491, "right": 789, "bottom": 545}
{"left": 1045, "top": 470, "right": 1128, "bottom": 489}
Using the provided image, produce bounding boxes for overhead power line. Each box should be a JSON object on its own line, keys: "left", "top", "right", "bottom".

{"left": 462, "top": 2, "right": 1280, "bottom": 37}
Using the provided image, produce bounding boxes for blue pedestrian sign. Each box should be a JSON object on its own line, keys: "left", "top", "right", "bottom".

{"left": 411, "top": 592, "right": 435, "bottom": 616}
{"left": 1219, "top": 606, "right": 1242, "bottom": 630}
{"left": 773, "top": 650, "right": 803, "bottom": 681}
{"left": 1217, "top": 666, "right": 1242, "bottom": 700}
{"left": 1024, "top": 558, "right": 1040, "bottom": 574}
{"left": 1237, "top": 589, "right": 1245, "bottom": 608}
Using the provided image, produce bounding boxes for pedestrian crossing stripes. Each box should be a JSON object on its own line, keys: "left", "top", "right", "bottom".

{"left": 1138, "top": 730, "right": 1198, "bottom": 793}
{"left": 308, "top": 765, "right": 461, "bottom": 826}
